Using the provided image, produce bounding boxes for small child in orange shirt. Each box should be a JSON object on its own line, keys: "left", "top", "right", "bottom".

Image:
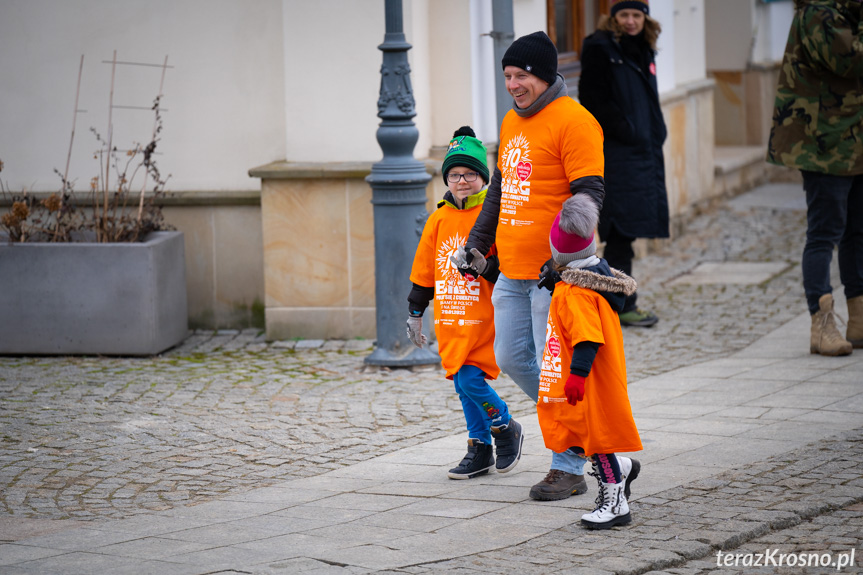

{"left": 406, "top": 126, "right": 523, "bottom": 480}
{"left": 538, "top": 194, "right": 643, "bottom": 528}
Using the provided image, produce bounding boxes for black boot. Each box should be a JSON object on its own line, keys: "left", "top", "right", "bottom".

{"left": 448, "top": 439, "right": 495, "bottom": 480}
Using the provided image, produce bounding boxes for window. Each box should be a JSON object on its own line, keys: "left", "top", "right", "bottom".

{"left": 547, "top": 0, "right": 609, "bottom": 83}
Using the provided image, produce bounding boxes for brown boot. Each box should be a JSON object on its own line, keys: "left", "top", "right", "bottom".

{"left": 529, "top": 469, "right": 588, "bottom": 500}
{"left": 847, "top": 295, "right": 863, "bottom": 349}
{"left": 811, "top": 294, "right": 852, "bottom": 356}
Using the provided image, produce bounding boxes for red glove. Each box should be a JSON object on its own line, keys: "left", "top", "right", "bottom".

{"left": 564, "top": 374, "right": 586, "bottom": 406}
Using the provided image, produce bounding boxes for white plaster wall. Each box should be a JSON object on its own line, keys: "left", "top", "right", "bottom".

{"left": 752, "top": 0, "right": 795, "bottom": 64}
{"left": 404, "top": 0, "right": 433, "bottom": 161}
{"left": 470, "top": 0, "right": 499, "bottom": 146}
{"left": 672, "top": 0, "right": 706, "bottom": 85}
{"left": 653, "top": 0, "right": 677, "bottom": 94}
{"left": 705, "top": 0, "right": 756, "bottom": 71}
{"left": 423, "top": 0, "right": 472, "bottom": 150}
{"left": 283, "top": 0, "right": 384, "bottom": 164}
{"left": 0, "top": 0, "right": 285, "bottom": 192}
{"left": 512, "top": 0, "right": 547, "bottom": 40}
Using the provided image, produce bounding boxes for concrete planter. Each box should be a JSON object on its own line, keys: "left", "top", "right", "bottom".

{"left": 0, "top": 231, "right": 189, "bottom": 356}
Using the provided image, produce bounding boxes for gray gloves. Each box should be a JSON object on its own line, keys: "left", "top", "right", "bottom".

{"left": 406, "top": 315, "right": 427, "bottom": 348}
{"left": 450, "top": 246, "right": 487, "bottom": 281}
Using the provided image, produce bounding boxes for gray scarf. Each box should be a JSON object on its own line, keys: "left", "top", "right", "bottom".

{"left": 565, "top": 255, "right": 601, "bottom": 269}
{"left": 513, "top": 74, "right": 568, "bottom": 118}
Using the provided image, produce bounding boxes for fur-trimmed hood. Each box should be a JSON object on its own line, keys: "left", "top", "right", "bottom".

{"left": 559, "top": 261, "right": 637, "bottom": 312}
{"left": 560, "top": 267, "right": 637, "bottom": 295}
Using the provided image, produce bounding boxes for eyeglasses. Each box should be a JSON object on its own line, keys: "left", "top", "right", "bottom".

{"left": 447, "top": 172, "right": 480, "bottom": 183}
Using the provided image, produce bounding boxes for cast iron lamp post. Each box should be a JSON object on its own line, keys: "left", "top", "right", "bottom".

{"left": 365, "top": 0, "right": 439, "bottom": 367}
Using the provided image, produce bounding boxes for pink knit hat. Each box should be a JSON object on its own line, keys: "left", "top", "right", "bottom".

{"left": 549, "top": 194, "right": 598, "bottom": 266}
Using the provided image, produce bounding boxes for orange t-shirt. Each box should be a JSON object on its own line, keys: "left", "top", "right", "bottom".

{"left": 496, "top": 97, "right": 604, "bottom": 279}
{"left": 537, "top": 283, "right": 642, "bottom": 456}
{"left": 409, "top": 198, "right": 499, "bottom": 380}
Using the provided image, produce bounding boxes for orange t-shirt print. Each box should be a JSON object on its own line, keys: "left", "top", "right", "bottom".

{"left": 537, "top": 285, "right": 642, "bottom": 457}
{"left": 409, "top": 203, "right": 499, "bottom": 380}
{"left": 495, "top": 97, "right": 604, "bottom": 279}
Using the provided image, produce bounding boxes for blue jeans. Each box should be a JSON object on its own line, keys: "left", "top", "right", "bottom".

{"left": 453, "top": 364, "right": 509, "bottom": 445}
{"left": 802, "top": 171, "right": 863, "bottom": 314}
{"left": 491, "top": 273, "right": 587, "bottom": 475}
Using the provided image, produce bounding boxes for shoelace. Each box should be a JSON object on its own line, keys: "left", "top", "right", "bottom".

{"left": 820, "top": 308, "right": 847, "bottom": 331}
{"left": 588, "top": 470, "right": 607, "bottom": 512}
{"left": 588, "top": 470, "right": 622, "bottom": 514}
{"left": 541, "top": 469, "right": 565, "bottom": 483}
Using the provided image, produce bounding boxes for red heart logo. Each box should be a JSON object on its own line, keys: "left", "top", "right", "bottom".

{"left": 516, "top": 161, "right": 532, "bottom": 181}
{"left": 547, "top": 336, "right": 560, "bottom": 357}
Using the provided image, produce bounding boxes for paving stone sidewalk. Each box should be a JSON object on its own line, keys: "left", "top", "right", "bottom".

{"left": 385, "top": 428, "right": 863, "bottom": 575}
{"left": 2, "top": 182, "right": 861, "bottom": 575}
{"left": 0, "top": 185, "right": 816, "bottom": 522}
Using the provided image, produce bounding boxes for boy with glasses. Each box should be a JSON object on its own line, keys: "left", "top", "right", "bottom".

{"left": 406, "top": 126, "right": 524, "bottom": 480}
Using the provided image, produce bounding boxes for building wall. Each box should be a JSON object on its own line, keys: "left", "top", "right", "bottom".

{"left": 2, "top": 0, "right": 731, "bottom": 338}
{"left": 0, "top": 0, "right": 285, "bottom": 192}
{"left": 752, "top": 0, "right": 795, "bottom": 65}
{"left": 706, "top": 0, "right": 793, "bottom": 147}
{"left": 0, "top": 0, "right": 283, "bottom": 330}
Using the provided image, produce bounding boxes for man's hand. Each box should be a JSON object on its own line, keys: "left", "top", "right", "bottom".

{"left": 564, "top": 374, "right": 586, "bottom": 406}
{"left": 406, "top": 316, "right": 427, "bottom": 348}
{"left": 538, "top": 258, "right": 561, "bottom": 293}
{"left": 450, "top": 246, "right": 488, "bottom": 282}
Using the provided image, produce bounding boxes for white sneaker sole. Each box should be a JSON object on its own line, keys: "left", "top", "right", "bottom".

{"left": 447, "top": 464, "right": 495, "bottom": 480}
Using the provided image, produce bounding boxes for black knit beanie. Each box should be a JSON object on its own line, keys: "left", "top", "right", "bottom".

{"left": 501, "top": 31, "right": 558, "bottom": 85}
{"left": 610, "top": 0, "right": 649, "bottom": 16}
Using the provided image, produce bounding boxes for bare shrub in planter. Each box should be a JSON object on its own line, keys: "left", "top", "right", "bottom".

{"left": 1, "top": 53, "right": 172, "bottom": 244}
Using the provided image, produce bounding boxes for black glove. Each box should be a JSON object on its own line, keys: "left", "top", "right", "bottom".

{"left": 481, "top": 255, "right": 500, "bottom": 284}
{"left": 537, "top": 258, "right": 561, "bottom": 293}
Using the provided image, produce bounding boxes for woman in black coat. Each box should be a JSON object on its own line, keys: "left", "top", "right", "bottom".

{"left": 579, "top": 0, "right": 668, "bottom": 327}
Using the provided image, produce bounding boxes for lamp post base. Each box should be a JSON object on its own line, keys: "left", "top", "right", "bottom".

{"left": 364, "top": 345, "right": 440, "bottom": 367}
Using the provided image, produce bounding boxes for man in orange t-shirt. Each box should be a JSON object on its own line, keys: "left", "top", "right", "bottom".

{"left": 452, "top": 31, "right": 606, "bottom": 502}
{"left": 408, "top": 126, "right": 524, "bottom": 481}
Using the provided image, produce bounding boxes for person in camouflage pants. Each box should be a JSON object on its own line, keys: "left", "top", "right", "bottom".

{"left": 767, "top": 0, "right": 863, "bottom": 356}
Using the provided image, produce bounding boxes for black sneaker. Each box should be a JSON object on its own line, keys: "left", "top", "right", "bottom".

{"left": 529, "top": 469, "right": 588, "bottom": 500}
{"left": 491, "top": 418, "right": 524, "bottom": 473}
{"left": 448, "top": 439, "right": 495, "bottom": 480}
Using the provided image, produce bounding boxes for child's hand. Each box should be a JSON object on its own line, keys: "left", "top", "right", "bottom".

{"left": 450, "top": 246, "right": 487, "bottom": 281}
{"left": 564, "top": 374, "right": 586, "bottom": 406}
{"left": 406, "top": 316, "right": 427, "bottom": 348}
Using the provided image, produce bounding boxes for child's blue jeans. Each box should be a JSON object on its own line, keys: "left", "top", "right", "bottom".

{"left": 453, "top": 364, "right": 510, "bottom": 445}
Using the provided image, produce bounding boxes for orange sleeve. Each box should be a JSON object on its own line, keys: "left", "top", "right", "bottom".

{"left": 409, "top": 211, "right": 438, "bottom": 288}
{"left": 558, "top": 291, "right": 606, "bottom": 349}
{"left": 561, "top": 111, "right": 605, "bottom": 183}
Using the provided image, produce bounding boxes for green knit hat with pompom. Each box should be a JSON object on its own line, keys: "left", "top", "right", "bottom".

{"left": 441, "top": 126, "right": 489, "bottom": 186}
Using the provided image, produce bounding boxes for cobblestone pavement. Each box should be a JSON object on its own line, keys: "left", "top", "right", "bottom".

{"left": 381, "top": 428, "right": 863, "bottom": 575}
{"left": 0, "top": 188, "right": 823, "bottom": 523}
{"left": 4, "top": 184, "right": 860, "bottom": 574}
